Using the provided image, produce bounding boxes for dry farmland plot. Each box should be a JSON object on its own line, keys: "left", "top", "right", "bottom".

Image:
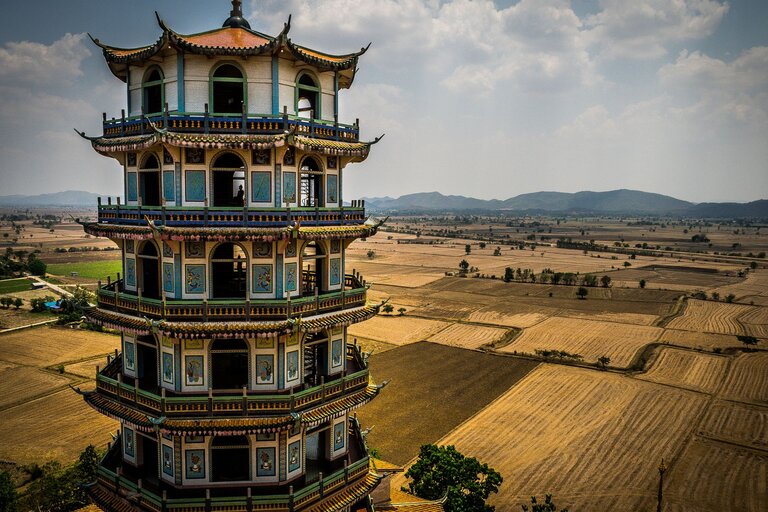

{"left": 666, "top": 299, "right": 752, "bottom": 335}
{"left": 664, "top": 437, "right": 768, "bottom": 512}
{"left": 720, "top": 352, "right": 768, "bottom": 404}
{"left": 560, "top": 311, "right": 659, "bottom": 326}
{"left": 426, "top": 323, "right": 510, "bottom": 350}
{"left": 0, "top": 326, "right": 120, "bottom": 366}
{"left": 431, "top": 365, "right": 708, "bottom": 512}
{"left": 0, "top": 388, "right": 118, "bottom": 464}
{"left": 502, "top": 316, "right": 662, "bottom": 367}
{"left": 0, "top": 364, "right": 73, "bottom": 409}
{"left": 659, "top": 329, "right": 740, "bottom": 351}
{"left": 356, "top": 342, "right": 538, "bottom": 465}
{"left": 738, "top": 306, "right": 768, "bottom": 338}
{"left": 347, "top": 315, "right": 451, "bottom": 346}
{"left": 468, "top": 306, "right": 551, "bottom": 328}
{"left": 710, "top": 268, "right": 768, "bottom": 304}
{"left": 636, "top": 347, "right": 729, "bottom": 394}
{"left": 699, "top": 400, "right": 768, "bottom": 449}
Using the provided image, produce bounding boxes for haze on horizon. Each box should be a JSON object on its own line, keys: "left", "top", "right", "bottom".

{"left": 0, "top": 0, "right": 766, "bottom": 204}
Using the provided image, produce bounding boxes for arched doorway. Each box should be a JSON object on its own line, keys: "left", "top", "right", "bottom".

{"left": 137, "top": 241, "right": 160, "bottom": 299}
{"left": 139, "top": 154, "right": 161, "bottom": 207}
{"left": 142, "top": 67, "right": 164, "bottom": 115}
{"left": 211, "top": 64, "right": 245, "bottom": 115}
{"left": 295, "top": 72, "right": 320, "bottom": 119}
{"left": 135, "top": 334, "right": 158, "bottom": 392}
{"left": 299, "top": 157, "right": 322, "bottom": 207}
{"left": 210, "top": 339, "right": 249, "bottom": 391}
{"left": 302, "top": 241, "right": 325, "bottom": 294}
{"left": 211, "top": 153, "right": 246, "bottom": 207}
{"left": 210, "top": 243, "right": 247, "bottom": 298}
{"left": 211, "top": 435, "right": 250, "bottom": 482}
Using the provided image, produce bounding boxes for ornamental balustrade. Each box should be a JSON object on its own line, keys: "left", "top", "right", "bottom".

{"left": 95, "top": 345, "right": 370, "bottom": 417}
{"left": 95, "top": 200, "right": 366, "bottom": 227}
{"left": 97, "top": 272, "right": 366, "bottom": 320}
{"left": 94, "top": 423, "right": 371, "bottom": 512}
{"left": 101, "top": 106, "right": 359, "bottom": 141}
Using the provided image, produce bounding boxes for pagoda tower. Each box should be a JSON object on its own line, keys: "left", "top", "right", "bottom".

{"left": 76, "top": 3, "right": 386, "bottom": 511}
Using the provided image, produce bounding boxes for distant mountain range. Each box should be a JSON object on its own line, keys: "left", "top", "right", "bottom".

{"left": 0, "top": 190, "right": 102, "bottom": 207}
{"left": 363, "top": 190, "right": 768, "bottom": 218}
{"left": 0, "top": 189, "right": 765, "bottom": 218}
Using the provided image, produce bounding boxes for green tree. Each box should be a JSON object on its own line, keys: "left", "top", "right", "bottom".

{"left": 521, "top": 494, "right": 568, "bottom": 512}
{"left": 57, "top": 286, "right": 94, "bottom": 324}
{"left": 405, "top": 444, "right": 502, "bottom": 512}
{"left": 0, "top": 471, "right": 18, "bottom": 512}
{"left": 725, "top": 293, "right": 736, "bottom": 303}
{"left": 12, "top": 298, "right": 22, "bottom": 310}
{"left": 382, "top": 304, "right": 394, "bottom": 315}
{"left": 600, "top": 275, "right": 611, "bottom": 288}
{"left": 749, "top": 261, "right": 758, "bottom": 269}
{"left": 623, "top": 261, "right": 631, "bottom": 268}
{"left": 479, "top": 242, "right": 486, "bottom": 249}
{"left": 504, "top": 267, "right": 514, "bottom": 283}
{"left": 710, "top": 291, "right": 720, "bottom": 301}
{"left": 597, "top": 356, "right": 611, "bottom": 369}
{"left": 465, "top": 244, "right": 471, "bottom": 255}
{"left": 576, "top": 287, "right": 588, "bottom": 299}
{"left": 27, "top": 257, "right": 46, "bottom": 276}
{"left": 459, "top": 260, "right": 470, "bottom": 272}
{"left": 639, "top": 279, "right": 646, "bottom": 289}
{"left": 397, "top": 307, "right": 407, "bottom": 316}
{"left": 493, "top": 247, "right": 502, "bottom": 256}
{"left": 737, "top": 335, "right": 758, "bottom": 349}
{"left": 367, "top": 250, "right": 375, "bottom": 259}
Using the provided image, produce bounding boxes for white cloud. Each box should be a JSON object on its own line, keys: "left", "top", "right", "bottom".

{"left": 585, "top": 0, "right": 729, "bottom": 60}
{"left": 0, "top": 33, "right": 91, "bottom": 85}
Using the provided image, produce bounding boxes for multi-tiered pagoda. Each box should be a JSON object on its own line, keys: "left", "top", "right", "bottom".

{"left": 76, "top": 2, "right": 387, "bottom": 510}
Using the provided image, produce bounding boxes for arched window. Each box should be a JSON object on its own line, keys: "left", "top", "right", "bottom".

{"left": 295, "top": 72, "right": 320, "bottom": 119}
{"left": 299, "top": 157, "right": 323, "bottom": 207}
{"left": 142, "top": 68, "right": 164, "bottom": 115}
{"left": 210, "top": 339, "right": 249, "bottom": 391}
{"left": 211, "top": 434, "right": 250, "bottom": 482}
{"left": 210, "top": 243, "right": 247, "bottom": 299}
{"left": 137, "top": 241, "right": 161, "bottom": 300}
{"left": 211, "top": 152, "right": 246, "bottom": 207}
{"left": 139, "top": 154, "right": 161, "bottom": 207}
{"left": 302, "top": 241, "right": 325, "bottom": 294}
{"left": 211, "top": 64, "right": 245, "bottom": 115}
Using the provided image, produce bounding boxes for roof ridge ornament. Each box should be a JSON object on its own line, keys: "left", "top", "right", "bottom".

{"left": 223, "top": 0, "right": 252, "bottom": 29}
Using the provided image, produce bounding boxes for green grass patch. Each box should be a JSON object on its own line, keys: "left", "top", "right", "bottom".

{"left": 46, "top": 261, "right": 122, "bottom": 281}
{"left": 0, "top": 278, "right": 32, "bottom": 294}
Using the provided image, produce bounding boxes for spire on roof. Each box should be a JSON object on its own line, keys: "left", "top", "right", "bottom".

{"left": 223, "top": 0, "right": 251, "bottom": 29}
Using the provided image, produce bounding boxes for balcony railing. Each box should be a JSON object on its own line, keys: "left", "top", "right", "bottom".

{"left": 95, "top": 201, "right": 367, "bottom": 228}
{"left": 96, "top": 272, "right": 367, "bottom": 321}
{"left": 102, "top": 108, "right": 359, "bottom": 142}
{"left": 95, "top": 344, "right": 370, "bottom": 417}
{"left": 94, "top": 421, "right": 371, "bottom": 510}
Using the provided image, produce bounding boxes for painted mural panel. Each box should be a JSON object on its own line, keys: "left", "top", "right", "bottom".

{"left": 124, "top": 340, "right": 136, "bottom": 371}
{"left": 185, "top": 148, "right": 204, "bottom": 164}
{"left": 252, "top": 149, "right": 271, "bottom": 166}
{"left": 185, "top": 355, "right": 204, "bottom": 386}
{"left": 257, "top": 447, "right": 276, "bottom": 477}
{"left": 253, "top": 241, "right": 272, "bottom": 258}
{"left": 185, "top": 264, "right": 205, "bottom": 293}
{"left": 333, "top": 421, "right": 346, "bottom": 451}
{"left": 185, "top": 170, "right": 206, "bottom": 201}
{"left": 163, "top": 148, "right": 174, "bottom": 165}
{"left": 163, "top": 262, "right": 174, "bottom": 293}
{"left": 162, "top": 352, "right": 174, "bottom": 384}
{"left": 127, "top": 172, "right": 138, "bottom": 201}
{"left": 329, "top": 258, "right": 341, "bottom": 286}
{"left": 288, "top": 440, "right": 301, "bottom": 473}
{"left": 331, "top": 338, "right": 343, "bottom": 369}
{"left": 163, "top": 170, "right": 175, "bottom": 201}
{"left": 125, "top": 258, "right": 136, "bottom": 287}
{"left": 330, "top": 239, "right": 340, "bottom": 254}
{"left": 163, "top": 242, "right": 173, "bottom": 258}
{"left": 286, "top": 350, "right": 299, "bottom": 383}
{"left": 256, "top": 354, "right": 274, "bottom": 385}
{"left": 185, "top": 449, "right": 205, "bottom": 479}
{"left": 327, "top": 156, "right": 337, "bottom": 169}
{"left": 283, "top": 172, "right": 296, "bottom": 203}
{"left": 285, "top": 262, "right": 297, "bottom": 292}
{"left": 125, "top": 240, "right": 135, "bottom": 254}
{"left": 127, "top": 152, "right": 137, "bottom": 167}
{"left": 251, "top": 171, "right": 271, "bottom": 202}
{"left": 252, "top": 264, "right": 273, "bottom": 293}
{"left": 326, "top": 174, "right": 338, "bottom": 203}
{"left": 285, "top": 240, "right": 297, "bottom": 258}
{"left": 162, "top": 445, "right": 174, "bottom": 477}
{"left": 123, "top": 427, "right": 135, "bottom": 458}
{"left": 185, "top": 242, "right": 205, "bottom": 258}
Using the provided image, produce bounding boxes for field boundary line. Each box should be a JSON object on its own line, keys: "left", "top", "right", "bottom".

{"left": 0, "top": 377, "right": 89, "bottom": 413}
{"left": 654, "top": 294, "right": 688, "bottom": 327}
{"left": 695, "top": 433, "right": 768, "bottom": 455}
{"left": 0, "top": 318, "right": 58, "bottom": 334}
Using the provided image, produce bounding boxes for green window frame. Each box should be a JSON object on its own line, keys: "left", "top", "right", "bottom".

{"left": 142, "top": 67, "right": 165, "bottom": 116}
{"left": 294, "top": 71, "right": 321, "bottom": 120}
{"left": 209, "top": 62, "right": 247, "bottom": 115}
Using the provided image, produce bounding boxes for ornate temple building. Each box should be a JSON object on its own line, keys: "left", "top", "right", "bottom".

{"left": 76, "top": 2, "right": 391, "bottom": 510}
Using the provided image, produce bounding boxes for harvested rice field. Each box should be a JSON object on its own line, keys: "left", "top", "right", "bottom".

{"left": 0, "top": 326, "right": 119, "bottom": 367}
{"left": 501, "top": 316, "right": 662, "bottom": 367}
{"left": 658, "top": 329, "right": 740, "bottom": 351}
{"left": 739, "top": 306, "right": 768, "bottom": 338}
{"left": 699, "top": 400, "right": 768, "bottom": 449}
{"left": 666, "top": 299, "right": 752, "bottom": 336}
{"left": 636, "top": 347, "right": 729, "bottom": 393}
{"left": 0, "top": 365, "right": 74, "bottom": 409}
{"left": 426, "top": 323, "right": 510, "bottom": 349}
{"left": 426, "top": 365, "right": 708, "bottom": 512}
{"left": 356, "top": 342, "right": 538, "bottom": 465}
{"left": 347, "top": 315, "right": 451, "bottom": 346}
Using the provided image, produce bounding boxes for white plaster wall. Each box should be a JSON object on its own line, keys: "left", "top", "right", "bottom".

{"left": 248, "top": 82, "right": 272, "bottom": 114}
{"left": 321, "top": 92, "right": 335, "bottom": 122}
{"left": 184, "top": 55, "right": 212, "bottom": 113}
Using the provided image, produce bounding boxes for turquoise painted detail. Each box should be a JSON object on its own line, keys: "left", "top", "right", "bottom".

{"left": 185, "top": 170, "right": 206, "bottom": 202}
{"left": 274, "top": 164, "right": 282, "bottom": 206}
{"left": 326, "top": 175, "right": 338, "bottom": 204}
{"left": 251, "top": 171, "right": 271, "bottom": 202}
{"left": 329, "top": 258, "right": 341, "bottom": 286}
{"left": 283, "top": 172, "right": 296, "bottom": 204}
{"left": 252, "top": 264, "right": 273, "bottom": 293}
{"left": 275, "top": 254, "right": 283, "bottom": 297}
{"left": 177, "top": 52, "right": 185, "bottom": 111}
{"left": 285, "top": 262, "right": 297, "bottom": 292}
{"left": 174, "top": 165, "right": 182, "bottom": 206}
{"left": 271, "top": 54, "right": 278, "bottom": 115}
{"left": 163, "top": 171, "right": 175, "bottom": 202}
{"left": 163, "top": 262, "right": 174, "bottom": 293}
{"left": 127, "top": 172, "right": 138, "bottom": 202}
{"left": 174, "top": 254, "right": 182, "bottom": 299}
{"left": 185, "top": 264, "right": 206, "bottom": 294}
{"left": 125, "top": 258, "right": 136, "bottom": 287}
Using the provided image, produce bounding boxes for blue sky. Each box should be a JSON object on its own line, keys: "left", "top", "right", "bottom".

{"left": 0, "top": 0, "right": 766, "bottom": 202}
